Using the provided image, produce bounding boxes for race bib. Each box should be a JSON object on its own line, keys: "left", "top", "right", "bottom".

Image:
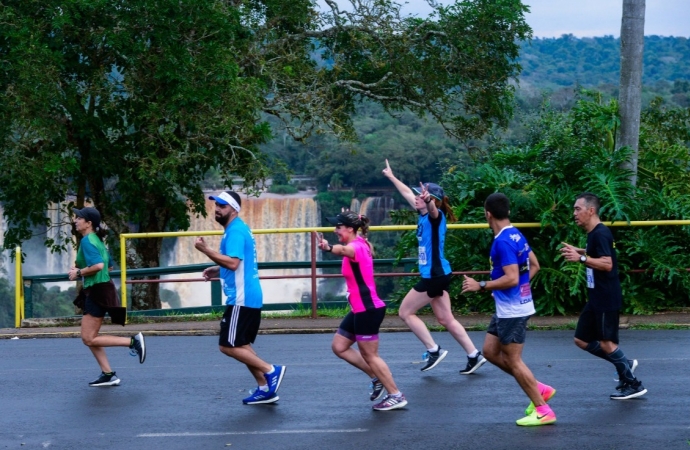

{"left": 586, "top": 268, "right": 594, "bottom": 288}
{"left": 418, "top": 246, "right": 427, "bottom": 265}
{"left": 519, "top": 283, "right": 532, "bottom": 304}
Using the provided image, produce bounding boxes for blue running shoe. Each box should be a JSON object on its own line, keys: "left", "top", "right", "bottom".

{"left": 242, "top": 388, "right": 279, "bottom": 405}
{"left": 265, "top": 365, "right": 286, "bottom": 395}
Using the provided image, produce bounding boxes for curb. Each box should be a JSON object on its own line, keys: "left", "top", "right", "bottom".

{"left": 4, "top": 323, "right": 690, "bottom": 339}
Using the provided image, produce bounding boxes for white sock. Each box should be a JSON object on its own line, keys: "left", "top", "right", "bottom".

{"left": 266, "top": 366, "right": 275, "bottom": 375}
{"left": 258, "top": 385, "right": 269, "bottom": 392}
{"left": 468, "top": 350, "right": 479, "bottom": 358}
{"left": 390, "top": 391, "right": 402, "bottom": 397}
{"left": 427, "top": 345, "right": 439, "bottom": 353}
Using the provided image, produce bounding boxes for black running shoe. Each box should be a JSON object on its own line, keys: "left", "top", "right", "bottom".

{"left": 89, "top": 372, "right": 120, "bottom": 387}
{"left": 130, "top": 332, "right": 146, "bottom": 364}
{"left": 421, "top": 348, "right": 448, "bottom": 372}
{"left": 370, "top": 378, "right": 385, "bottom": 401}
{"left": 459, "top": 351, "right": 487, "bottom": 375}
{"left": 610, "top": 380, "right": 647, "bottom": 400}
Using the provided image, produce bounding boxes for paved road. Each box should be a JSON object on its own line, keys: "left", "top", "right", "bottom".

{"left": 1, "top": 330, "right": 688, "bottom": 449}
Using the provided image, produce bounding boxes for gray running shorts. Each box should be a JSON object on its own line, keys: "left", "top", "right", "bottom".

{"left": 487, "top": 314, "right": 530, "bottom": 345}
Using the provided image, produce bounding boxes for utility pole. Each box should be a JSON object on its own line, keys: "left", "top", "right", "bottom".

{"left": 618, "top": 0, "right": 645, "bottom": 186}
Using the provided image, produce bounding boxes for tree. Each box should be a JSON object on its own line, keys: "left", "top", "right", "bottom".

{"left": 618, "top": 0, "right": 646, "bottom": 186}
{"left": 1, "top": 0, "right": 531, "bottom": 309}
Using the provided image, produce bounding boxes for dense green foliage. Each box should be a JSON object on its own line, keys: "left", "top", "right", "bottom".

{"left": 267, "top": 101, "right": 469, "bottom": 192}
{"left": 0, "top": 277, "right": 14, "bottom": 328}
{"left": 422, "top": 92, "right": 690, "bottom": 315}
{"left": 519, "top": 35, "right": 690, "bottom": 89}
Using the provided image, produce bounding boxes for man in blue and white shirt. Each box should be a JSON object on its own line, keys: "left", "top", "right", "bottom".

{"left": 195, "top": 191, "right": 286, "bottom": 405}
{"left": 462, "top": 193, "right": 556, "bottom": 426}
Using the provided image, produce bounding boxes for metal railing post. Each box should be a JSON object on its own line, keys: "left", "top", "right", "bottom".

{"left": 311, "top": 231, "right": 317, "bottom": 319}
{"left": 211, "top": 280, "right": 222, "bottom": 306}
{"left": 120, "top": 234, "right": 127, "bottom": 309}
{"left": 14, "top": 246, "right": 23, "bottom": 328}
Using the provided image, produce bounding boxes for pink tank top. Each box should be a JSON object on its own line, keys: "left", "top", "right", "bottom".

{"left": 342, "top": 237, "right": 386, "bottom": 313}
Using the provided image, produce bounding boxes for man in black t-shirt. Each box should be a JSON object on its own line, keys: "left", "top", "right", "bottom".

{"left": 560, "top": 192, "right": 647, "bottom": 400}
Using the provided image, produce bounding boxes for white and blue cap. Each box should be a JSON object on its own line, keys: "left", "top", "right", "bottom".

{"left": 209, "top": 191, "right": 242, "bottom": 213}
{"left": 411, "top": 182, "right": 445, "bottom": 201}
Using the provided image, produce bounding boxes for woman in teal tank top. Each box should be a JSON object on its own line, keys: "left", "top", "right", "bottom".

{"left": 70, "top": 207, "right": 146, "bottom": 387}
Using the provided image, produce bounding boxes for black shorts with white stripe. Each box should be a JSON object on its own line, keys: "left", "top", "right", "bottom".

{"left": 219, "top": 305, "right": 262, "bottom": 348}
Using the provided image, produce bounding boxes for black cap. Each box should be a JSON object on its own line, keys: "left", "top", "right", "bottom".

{"left": 72, "top": 207, "right": 101, "bottom": 229}
{"left": 326, "top": 211, "right": 361, "bottom": 228}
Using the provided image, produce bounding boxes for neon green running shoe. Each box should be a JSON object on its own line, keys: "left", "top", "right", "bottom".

{"left": 525, "top": 385, "right": 557, "bottom": 415}
{"left": 516, "top": 409, "right": 557, "bottom": 427}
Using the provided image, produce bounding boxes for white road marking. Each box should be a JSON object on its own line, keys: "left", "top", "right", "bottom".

{"left": 138, "top": 428, "right": 368, "bottom": 438}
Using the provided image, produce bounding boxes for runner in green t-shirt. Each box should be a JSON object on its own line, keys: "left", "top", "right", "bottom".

{"left": 69, "top": 207, "right": 146, "bottom": 387}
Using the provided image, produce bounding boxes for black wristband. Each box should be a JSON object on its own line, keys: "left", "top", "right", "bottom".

{"left": 323, "top": 245, "right": 333, "bottom": 253}
{"left": 424, "top": 198, "right": 431, "bottom": 204}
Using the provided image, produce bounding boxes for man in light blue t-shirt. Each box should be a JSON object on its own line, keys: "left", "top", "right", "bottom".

{"left": 194, "top": 191, "right": 286, "bottom": 405}
{"left": 462, "top": 193, "right": 556, "bottom": 427}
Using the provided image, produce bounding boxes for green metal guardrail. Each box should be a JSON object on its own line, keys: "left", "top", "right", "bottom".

{"left": 20, "top": 258, "right": 418, "bottom": 320}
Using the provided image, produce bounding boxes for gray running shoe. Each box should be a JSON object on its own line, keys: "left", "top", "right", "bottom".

{"left": 459, "top": 352, "right": 487, "bottom": 375}
{"left": 373, "top": 394, "right": 408, "bottom": 411}
{"left": 614, "top": 359, "right": 638, "bottom": 382}
{"left": 89, "top": 372, "right": 120, "bottom": 387}
{"left": 421, "top": 348, "right": 448, "bottom": 372}
{"left": 370, "top": 378, "right": 385, "bottom": 401}
{"left": 130, "top": 332, "right": 146, "bottom": 364}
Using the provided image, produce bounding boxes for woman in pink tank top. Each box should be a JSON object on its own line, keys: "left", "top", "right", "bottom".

{"left": 318, "top": 210, "right": 407, "bottom": 411}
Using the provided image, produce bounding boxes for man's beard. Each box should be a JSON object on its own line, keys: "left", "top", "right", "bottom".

{"left": 215, "top": 213, "right": 230, "bottom": 226}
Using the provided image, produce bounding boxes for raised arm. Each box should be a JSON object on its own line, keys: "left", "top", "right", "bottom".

{"left": 382, "top": 159, "right": 416, "bottom": 208}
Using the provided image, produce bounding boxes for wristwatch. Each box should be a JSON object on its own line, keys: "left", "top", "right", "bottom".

{"left": 579, "top": 255, "right": 587, "bottom": 264}
{"left": 76, "top": 269, "right": 82, "bottom": 277}
{"left": 479, "top": 281, "right": 487, "bottom": 291}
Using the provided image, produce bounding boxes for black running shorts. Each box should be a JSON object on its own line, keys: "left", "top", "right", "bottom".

{"left": 487, "top": 314, "right": 530, "bottom": 345}
{"left": 413, "top": 274, "right": 452, "bottom": 299}
{"left": 574, "top": 303, "right": 620, "bottom": 344}
{"left": 219, "top": 305, "right": 262, "bottom": 348}
{"left": 83, "top": 295, "right": 107, "bottom": 318}
{"left": 337, "top": 307, "right": 386, "bottom": 342}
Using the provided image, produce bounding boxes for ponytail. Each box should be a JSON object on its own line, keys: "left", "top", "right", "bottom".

{"left": 95, "top": 223, "right": 109, "bottom": 241}
{"left": 358, "top": 215, "right": 375, "bottom": 256}
{"left": 435, "top": 197, "right": 456, "bottom": 222}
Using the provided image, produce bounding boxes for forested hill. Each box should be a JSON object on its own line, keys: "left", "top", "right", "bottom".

{"left": 519, "top": 35, "right": 690, "bottom": 88}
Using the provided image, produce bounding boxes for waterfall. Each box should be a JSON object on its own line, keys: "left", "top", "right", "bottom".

{"left": 351, "top": 197, "right": 396, "bottom": 225}
{"left": 45, "top": 203, "right": 76, "bottom": 275}
{"left": 163, "top": 193, "right": 321, "bottom": 307}
{"left": 0, "top": 204, "right": 11, "bottom": 279}
{"left": 0, "top": 203, "right": 77, "bottom": 280}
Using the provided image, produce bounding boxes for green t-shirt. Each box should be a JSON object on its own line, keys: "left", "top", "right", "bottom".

{"left": 75, "top": 233, "right": 111, "bottom": 288}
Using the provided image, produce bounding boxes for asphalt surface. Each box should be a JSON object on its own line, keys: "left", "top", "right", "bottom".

{"left": 1, "top": 329, "right": 689, "bottom": 449}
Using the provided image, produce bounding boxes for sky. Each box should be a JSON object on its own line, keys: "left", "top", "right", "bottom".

{"left": 319, "top": 0, "right": 690, "bottom": 38}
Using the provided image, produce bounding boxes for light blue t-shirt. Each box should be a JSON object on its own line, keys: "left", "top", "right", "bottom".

{"left": 490, "top": 225, "right": 536, "bottom": 318}
{"left": 219, "top": 218, "right": 263, "bottom": 308}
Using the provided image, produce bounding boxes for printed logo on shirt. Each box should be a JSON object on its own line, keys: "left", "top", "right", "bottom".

{"left": 510, "top": 233, "right": 521, "bottom": 243}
